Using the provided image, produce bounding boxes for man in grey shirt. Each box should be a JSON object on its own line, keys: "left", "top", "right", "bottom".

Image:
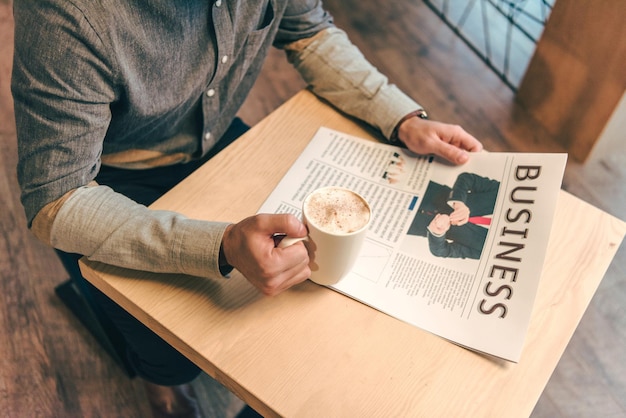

{"left": 12, "top": 0, "right": 482, "bottom": 416}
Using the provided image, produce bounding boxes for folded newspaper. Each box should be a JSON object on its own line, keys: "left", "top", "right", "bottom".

{"left": 258, "top": 127, "right": 567, "bottom": 362}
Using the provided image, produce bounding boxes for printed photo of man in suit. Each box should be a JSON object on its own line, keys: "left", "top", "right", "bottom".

{"left": 407, "top": 173, "right": 500, "bottom": 259}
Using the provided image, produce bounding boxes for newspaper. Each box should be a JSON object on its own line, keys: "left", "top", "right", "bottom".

{"left": 258, "top": 127, "right": 567, "bottom": 362}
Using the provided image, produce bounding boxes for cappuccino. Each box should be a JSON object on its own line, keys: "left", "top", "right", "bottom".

{"left": 304, "top": 187, "right": 370, "bottom": 235}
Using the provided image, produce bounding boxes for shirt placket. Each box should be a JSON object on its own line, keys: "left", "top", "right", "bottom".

{"left": 201, "top": 0, "right": 235, "bottom": 151}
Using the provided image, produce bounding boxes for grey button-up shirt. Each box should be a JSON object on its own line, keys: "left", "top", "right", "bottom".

{"left": 12, "top": 0, "right": 420, "bottom": 279}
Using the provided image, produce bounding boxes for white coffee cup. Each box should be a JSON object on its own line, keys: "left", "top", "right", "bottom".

{"left": 279, "top": 186, "right": 372, "bottom": 286}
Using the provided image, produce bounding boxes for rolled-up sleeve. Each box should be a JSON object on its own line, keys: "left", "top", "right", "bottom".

{"left": 51, "top": 185, "right": 229, "bottom": 279}
{"left": 283, "top": 27, "right": 421, "bottom": 140}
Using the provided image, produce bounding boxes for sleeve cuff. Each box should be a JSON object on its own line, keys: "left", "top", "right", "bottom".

{"left": 176, "top": 220, "right": 232, "bottom": 279}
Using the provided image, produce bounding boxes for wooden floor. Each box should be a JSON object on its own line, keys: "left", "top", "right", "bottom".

{"left": 1, "top": 0, "right": 624, "bottom": 416}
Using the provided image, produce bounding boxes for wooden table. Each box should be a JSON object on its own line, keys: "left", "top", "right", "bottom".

{"left": 80, "top": 90, "right": 626, "bottom": 417}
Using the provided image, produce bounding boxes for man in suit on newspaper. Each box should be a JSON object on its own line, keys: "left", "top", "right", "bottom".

{"left": 407, "top": 172, "right": 500, "bottom": 259}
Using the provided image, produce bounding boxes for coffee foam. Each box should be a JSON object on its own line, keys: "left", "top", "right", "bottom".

{"left": 304, "top": 188, "right": 370, "bottom": 234}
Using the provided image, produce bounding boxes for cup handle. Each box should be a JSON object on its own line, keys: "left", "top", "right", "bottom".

{"left": 277, "top": 235, "right": 308, "bottom": 248}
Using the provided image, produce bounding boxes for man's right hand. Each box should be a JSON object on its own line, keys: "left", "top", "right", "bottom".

{"left": 427, "top": 213, "right": 451, "bottom": 236}
{"left": 221, "top": 214, "right": 311, "bottom": 296}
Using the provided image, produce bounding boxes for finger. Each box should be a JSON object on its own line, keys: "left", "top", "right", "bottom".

{"left": 259, "top": 213, "right": 307, "bottom": 238}
{"left": 272, "top": 233, "right": 309, "bottom": 274}
{"left": 449, "top": 212, "right": 462, "bottom": 223}
{"left": 431, "top": 139, "right": 471, "bottom": 165}
{"left": 258, "top": 256, "right": 311, "bottom": 296}
{"left": 451, "top": 211, "right": 468, "bottom": 224}
{"left": 455, "top": 133, "right": 483, "bottom": 153}
{"left": 275, "top": 238, "right": 309, "bottom": 263}
{"left": 450, "top": 207, "right": 467, "bottom": 218}
{"left": 446, "top": 125, "right": 483, "bottom": 153}
{"left": 277, "top": 257, "right": 311, "bottom": 291}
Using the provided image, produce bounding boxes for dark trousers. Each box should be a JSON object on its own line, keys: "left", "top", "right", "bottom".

{"left": 59, "top": 118, "right": 249, "bottom": 386}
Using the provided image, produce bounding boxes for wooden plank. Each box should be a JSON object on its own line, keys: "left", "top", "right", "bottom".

{"left": 516, "top": 0, "right": 626, "bottom": 161}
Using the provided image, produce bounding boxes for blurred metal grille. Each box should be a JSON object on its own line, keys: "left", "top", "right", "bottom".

{"left": 423, "top": 0, "right": 554, "bottom": 91}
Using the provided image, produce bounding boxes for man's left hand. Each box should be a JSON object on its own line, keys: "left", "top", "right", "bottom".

{"left": 397, "top": 117, "right": 483, "bottom": 165}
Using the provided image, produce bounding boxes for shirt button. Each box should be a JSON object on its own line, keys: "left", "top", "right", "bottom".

{"left": 221, "top": 55, "right": 228, "bottom": 64}
{"left": 206, "top": 88, "right": 215, "bottom": 97}
{"left": 204, "top": 132, "right": 212, "bottom": 141}
{"left": 215, "top": 0, "right": 222, "bottom": 6}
